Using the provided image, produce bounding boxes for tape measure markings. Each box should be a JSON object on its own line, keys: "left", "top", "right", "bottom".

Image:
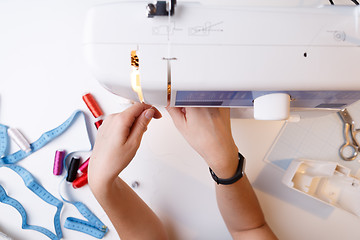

{"left": 59, "top": 180, "right": 108, "bottom": 238}
{"left": 4, "top": 164, "right": 63, "bottom": 239}
{"left": 74, "top": 201, "right": 107, "bottom": 230}
{"left": 0, "top": 110, "right": 108, "bottom": 239}
{"left": 64, "top": 202, "right": 108, "bottom": 240}
{"left": 2, "top": 111, "right": 81, "bottom": 165}
{"left": 0, "top": 125, "right": 9, "bottom": 162}
{"left": 64, "top": 218, "right": 106, "bottom": 239}
{"left": 0, "top": 185, "right": 59, "bottom": 240}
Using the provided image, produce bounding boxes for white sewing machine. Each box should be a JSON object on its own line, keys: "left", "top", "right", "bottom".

{"left": 83, "top": 0, "right": 360, "bottom": 120}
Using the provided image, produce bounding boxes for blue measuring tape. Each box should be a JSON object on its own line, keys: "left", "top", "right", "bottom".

{"left": 0, "top": 110, "right": 108, "bottom": 239}
{"left": 0, "top": 184, "right": 60, "bottom": 240}
{"left": 64, "top": 201, "right": 108, "bottom": 238}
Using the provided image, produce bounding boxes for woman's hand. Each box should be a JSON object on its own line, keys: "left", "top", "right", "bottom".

{"left": 89, "top": 103, "right": 162, "bottom": 192}
{"left": 166, "top": 107, "right": 238, "bottom": 178}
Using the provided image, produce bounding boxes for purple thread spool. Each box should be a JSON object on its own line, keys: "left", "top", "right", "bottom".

{"left": 53, "top": 150, "right": 65, "bottom": 175}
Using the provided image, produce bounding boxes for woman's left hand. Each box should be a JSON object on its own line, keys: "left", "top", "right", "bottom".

{"left": 88, "top": 102, "right": 162, "bottom": 192}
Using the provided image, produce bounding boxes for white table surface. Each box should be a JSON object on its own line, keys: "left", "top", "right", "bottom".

{"left": 1, "top": 0, "right": 360, "bottom": 239}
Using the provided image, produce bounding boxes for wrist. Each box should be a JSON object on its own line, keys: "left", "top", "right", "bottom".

{"left": 88, "top": 173, "right": 116, "bottom": 197}
{"left": 209, "top": 152, "right": 246, "bottom": 185}
{"left": 209, "top": 161, "right": 238, "bottom": 179}
{"left": 205, "top": 149, "right": 239, "bottom": 179}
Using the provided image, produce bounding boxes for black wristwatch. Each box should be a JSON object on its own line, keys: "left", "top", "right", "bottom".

{"left": 209, "top": 152, "right": 246, "bottom": 185}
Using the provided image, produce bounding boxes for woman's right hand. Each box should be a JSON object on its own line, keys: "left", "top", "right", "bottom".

{"left": 166, "top": 107, "right": 239, "bottom": 178}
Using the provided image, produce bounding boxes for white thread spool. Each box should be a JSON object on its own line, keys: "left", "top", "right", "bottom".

{"left": 0, "top": 231, "right": 13, "bottom": 240}
{"left": 7, "top": 128, "right": 31, "bottom": 153}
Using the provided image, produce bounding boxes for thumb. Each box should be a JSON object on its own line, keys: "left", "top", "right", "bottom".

{"left": 166, "top": 106, "right": 186, "bottom": 129}
{"left": 127, "top": 108, "right": 155, "bottom": 146}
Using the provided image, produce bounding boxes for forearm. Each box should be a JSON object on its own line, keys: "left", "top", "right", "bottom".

{"left": 211, "top": 158, "right": 277, "bottom": 239}
{"left": 90, "top": 177, "right": 168, "bottom": 240}
{"left": 216, "top": 176, "right": 265, "bottom": 229}
{"left": 166, "top": 107, "right": 276, "bottom": 239}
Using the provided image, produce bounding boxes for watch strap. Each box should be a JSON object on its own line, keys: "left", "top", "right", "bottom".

{"left": 209, "top": 152, "right": 245, "bottom": 185}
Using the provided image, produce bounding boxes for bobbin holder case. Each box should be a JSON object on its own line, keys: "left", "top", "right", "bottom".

{"left": 83, "top": 0, "right": 360, "bottom": 120}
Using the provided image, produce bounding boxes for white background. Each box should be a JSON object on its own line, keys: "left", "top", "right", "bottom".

{"left": 0, "top": 0, "right": 360, "bottom": 239}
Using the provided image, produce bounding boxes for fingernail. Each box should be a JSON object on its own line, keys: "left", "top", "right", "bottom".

{"left": 145, "top": 109, "right": 155, "bottom": 120}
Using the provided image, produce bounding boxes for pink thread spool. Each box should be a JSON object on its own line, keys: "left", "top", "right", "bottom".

{"left": 78, "top": 157, "right": 89, "bottom": 175}
{"left": 53, "top": 150, "right": 65, "bottom": 175}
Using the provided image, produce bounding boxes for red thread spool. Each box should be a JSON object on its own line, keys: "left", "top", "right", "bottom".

{"left": 94, "top": 119, "right": 103, "bottom": 129}
{"left": 72, "top": 172, "right": 88, "bottom": 189}
{"left": 82, "top": 93, "right": 103, "bottom": 118}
